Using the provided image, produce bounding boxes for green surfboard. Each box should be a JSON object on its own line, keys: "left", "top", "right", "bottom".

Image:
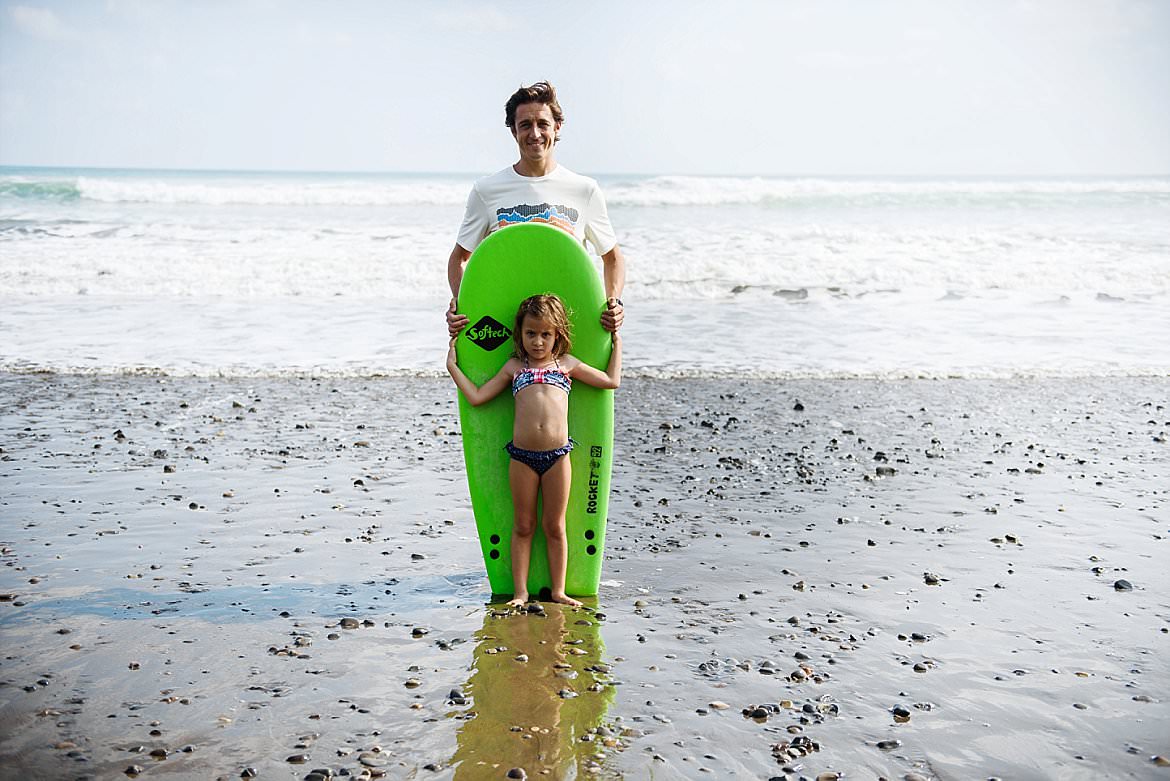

{"left": 455, "top": 223, "right": 614, "bottom": 597}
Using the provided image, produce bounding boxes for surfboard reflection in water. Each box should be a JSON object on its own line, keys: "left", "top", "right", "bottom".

{"left": 450, "top": 602, "right": 620, "bottom": 778}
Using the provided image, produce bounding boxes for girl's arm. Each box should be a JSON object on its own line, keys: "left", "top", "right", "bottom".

{"left": 447, "top": 342, "right": 515, "bottom": 405}
{"left": 566, "top": 333, "right": 622, "bottom": 390}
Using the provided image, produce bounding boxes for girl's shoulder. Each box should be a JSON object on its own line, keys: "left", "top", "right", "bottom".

{"left": 558, "top": 354, "right": 584, "bottom": 371}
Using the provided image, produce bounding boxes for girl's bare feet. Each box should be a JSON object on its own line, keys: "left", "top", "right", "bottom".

{"left": 506, "top": 592, "right": 529, "bottom": 609}
{"left": 550, "top": 591, "right": 582, "bottom": 607}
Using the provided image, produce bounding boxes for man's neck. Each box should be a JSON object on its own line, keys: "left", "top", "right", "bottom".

{"left": 513, "top": 158, "right": 557, "bottom": 178}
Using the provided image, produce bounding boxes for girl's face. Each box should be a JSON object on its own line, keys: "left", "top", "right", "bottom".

{"left": 520, "top": 315, "right": 558, "bottom": 362}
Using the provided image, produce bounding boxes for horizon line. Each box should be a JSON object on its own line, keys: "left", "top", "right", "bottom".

{"left": 2, "top": 163, "right": 1168, "bottom": 180}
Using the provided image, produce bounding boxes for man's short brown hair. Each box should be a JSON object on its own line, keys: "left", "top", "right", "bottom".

{"left": 504, "top": 81, "right": 565, "bottom": 132}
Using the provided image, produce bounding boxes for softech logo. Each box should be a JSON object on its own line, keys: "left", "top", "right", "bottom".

{"left": 466, "top": 316, "right": 511, "bottom": 351}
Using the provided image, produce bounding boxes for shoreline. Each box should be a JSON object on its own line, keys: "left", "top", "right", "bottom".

{"left": 4, "top": 364, "right": 1170, "bottom": 382}
{"left": 1, "top": 373, "right": 1166, "bottom": 779}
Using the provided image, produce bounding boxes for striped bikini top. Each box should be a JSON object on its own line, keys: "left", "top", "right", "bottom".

{"left": 512, "top": 357, "right": 572, "bottom": 396}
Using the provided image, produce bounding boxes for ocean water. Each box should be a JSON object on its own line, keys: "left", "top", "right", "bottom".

{"left": 1, "top": 166, "right": 1168, "bottom": 379}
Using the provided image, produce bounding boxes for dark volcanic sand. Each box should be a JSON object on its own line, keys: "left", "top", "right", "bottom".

{"left": 0, "top": 374, "right": 1167, "bottom": 780}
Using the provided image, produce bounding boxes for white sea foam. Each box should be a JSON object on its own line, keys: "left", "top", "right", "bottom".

{"left": 6, "top": 169, "right": 1168, "bottom": 209}
{"left": 604, "top": 175, "right": 1170, "bottom": 207}
{"left": 1, "top": 294, "right": 1166, "bottom": 380}
{"left": 2, "top": 168, "right": 1168, "bottom": 378}
{"left": 2, "top": 219, "right": 1165, "bottom": 300}
{"left": 74, "top": 175, "right": 472, "bottom": 207}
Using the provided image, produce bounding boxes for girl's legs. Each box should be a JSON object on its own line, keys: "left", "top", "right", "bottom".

{"left": 539, "top": 456, "right": 582, "bottom": 607}
{"left": 507, "top": 460, "right": 540, "bottom": 607}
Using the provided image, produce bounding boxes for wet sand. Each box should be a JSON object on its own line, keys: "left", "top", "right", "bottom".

{"left": 0, "top": 373, "right": 1167, "bottom": 780}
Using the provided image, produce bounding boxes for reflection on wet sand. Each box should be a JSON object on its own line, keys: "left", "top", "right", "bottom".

{"left": 450, "top": 602, "right": 620, "bottom": 779}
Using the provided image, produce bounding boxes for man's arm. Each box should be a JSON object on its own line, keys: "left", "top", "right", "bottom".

{"left": 600, "top": 244, "right": 626, "bottom": 333}
{"left": 448, "top": 243, "right": 471, "bottom": 298}
{"left": 446, "top": 243, "right": 472, "bottom": 337}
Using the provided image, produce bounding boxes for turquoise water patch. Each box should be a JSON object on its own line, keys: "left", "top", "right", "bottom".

{"left": 0, "top": 571, "right": 488, "bottom": 625}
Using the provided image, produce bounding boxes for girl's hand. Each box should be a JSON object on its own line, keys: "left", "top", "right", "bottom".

{"left": 446, "top": 337, "right": 458, "bottom": 369}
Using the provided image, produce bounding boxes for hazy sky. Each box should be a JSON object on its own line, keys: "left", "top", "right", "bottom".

{"left": 1, "top": 0, "right": 1167, "bottom": 175}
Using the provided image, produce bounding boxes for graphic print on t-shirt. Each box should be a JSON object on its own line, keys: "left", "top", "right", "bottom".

{"left": 496, "top": 203, "right": 579, "bottom": 235}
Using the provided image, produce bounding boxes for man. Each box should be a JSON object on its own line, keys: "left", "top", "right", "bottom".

{"left": 445, "top": 81, "right": 626, "bottom": 336}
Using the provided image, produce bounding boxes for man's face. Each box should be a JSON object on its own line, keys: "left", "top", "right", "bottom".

{"left": 511, "top": 102, "right": 560, "bottom": 167}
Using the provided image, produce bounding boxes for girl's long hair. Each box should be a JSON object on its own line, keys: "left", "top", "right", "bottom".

{"left": 513, "top": 294, "right": 572, "bottom": 360}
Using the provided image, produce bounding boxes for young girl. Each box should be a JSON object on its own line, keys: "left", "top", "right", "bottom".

{"left": 447, "top": 294, "right": 622, "bottom": 608}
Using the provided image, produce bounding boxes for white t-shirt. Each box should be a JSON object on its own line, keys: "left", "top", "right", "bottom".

{"left": 456, "top": 165, "right": 618, "bottom": 256}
